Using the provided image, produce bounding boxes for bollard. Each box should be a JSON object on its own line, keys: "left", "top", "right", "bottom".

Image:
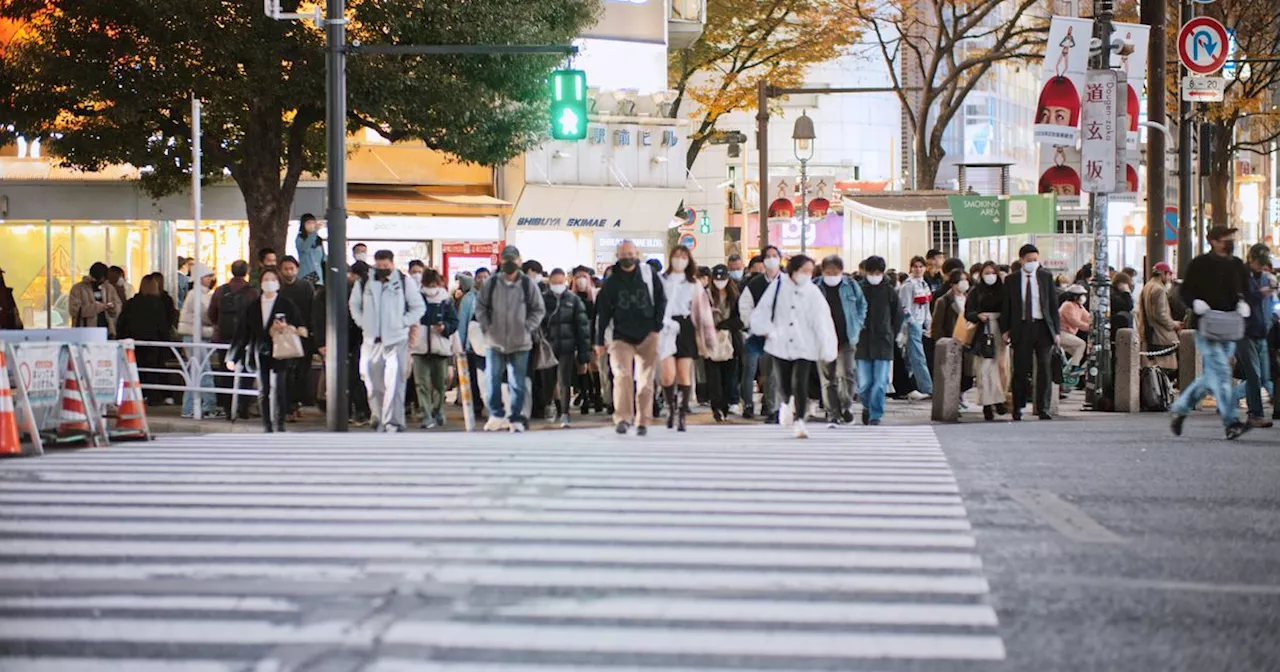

{"left": 931, "top": 338, "right": 962, "bottom": 422}
{"left": 1032, "top": 358, "right": 1061, "bottom": 416}
{"left": 1114, "top": 328, "right": 1139, "bottom": 413}
{"left": 1178, "top": 329, "right": 1199, "bottom": 391}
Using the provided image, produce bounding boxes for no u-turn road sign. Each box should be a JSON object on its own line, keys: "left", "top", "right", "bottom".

{"left": 1178, "top": 17, "right": 1230, "bottom": 75}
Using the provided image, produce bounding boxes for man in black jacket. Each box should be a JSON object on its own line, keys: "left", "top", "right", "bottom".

{"left": 855, "top": 256, "right": 902, "bottom": 426}
{"left": 313, "top": 262, "right": 371, "bottom": 426}
{"left": 279, "top": 256, "right": 316, "bottom": 419}
{"left": 595, "top": 241, "right": 667, "bottom": 435}
{"left": 1000, "top": 244, "right": 1061, "bottom": 421}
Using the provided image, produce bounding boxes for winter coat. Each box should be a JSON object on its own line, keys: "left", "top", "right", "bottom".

{"left": 349, "top": 269, "right": 426, "bottom": 347}
{"left": 1059, "top": 299, "right": 1091, "bottom": 335}
{"left": 749, "top": 274, "right": 838, "bottom": 364}
{"left": 411, "top": 292, "right": 459, "bottom": 357}
{"left": 457, "top": 290, "right": 479, "bottom": 354}
{"left": 931, "top": 291, "right": 966, "bottom": 342}
{"left": 899, "top": 276, "right": 933, "bottom": 330}
{"left": 542, "top": 289, "right": 591, "bottom": 365}
{"left": 595, "top": 262, "right": 665, "bottom": 346}
{"left": 0, "top": 285, "right": 20, "bottom": 329}
{"left": 311, "top": 281, "right": 364, "bottom": 350}
{"left": 1137, "top": 281, "right": 1179, "bottom": 370}
{"left": 116, "top": 294, "right": 175, "bottom": 342}
{"left": 295, "top": 229, "right": 326, "bottom": 285}
{"left": 475, "top": 273, "right": 546, "bottom": 354}
{"left": 68, "top": 277, "right": 122, "bottom": 333}
{"left": 964, "top": 280, "right": 1005, "bottom": 343}
{"left": 1110, "top": 288, "right": 1135, "bottom": 335}
{"left": 280, "top": 278, "right": 315, "bottom": 348}
{"left": 227, "top": 293, "right": 304, "bottom": 373}
{"left": 857, "top": 280, "right": 903, "bottom": 361}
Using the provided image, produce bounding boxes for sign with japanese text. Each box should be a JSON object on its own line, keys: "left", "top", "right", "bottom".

{"left": 13, "top": 343, "right": 62, "bottom": 409}
{"left": 1080, "top": 70, "right": 1119, "bottom": 194}
{"left": 81, "top": 343, "right": 120, "bottom": 407}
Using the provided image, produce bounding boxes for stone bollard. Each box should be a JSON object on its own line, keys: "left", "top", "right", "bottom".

{"left": 1032, "top": 357, "right": 1061, "bottom": 415}
{"left": 1114, "top": 327, "right": 1140, "bottom": 413}
{"left": 1178, "top": 329, "right": 1199, "bottom": 391}
{"left": 931, "top": 337, "right": 962, "bottom": 422}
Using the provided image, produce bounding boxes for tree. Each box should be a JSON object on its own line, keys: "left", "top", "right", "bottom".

{"left": 1198, "top": 0, "right": 1280, "bottom": 228}
{"left": 0, "top": 0, "right": 599, "bottom": 256}
{"left": 850, "top": 0, "right": 1049, "bottom": 190}
{"left": 667, "top": 0, "right": 861, "bottom": 171}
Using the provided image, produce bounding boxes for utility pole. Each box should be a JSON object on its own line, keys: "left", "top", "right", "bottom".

{"left": 1085, "top": 0, "right": 1116, "bottom": 410}
{"left": 323, "top": 0, "right": 349, "bottom": 432}
{"left": 1177, "top": 0, "right": 1195, "bottom": 274}
{"left": 1142, "top": 0, "right": 1167, "bottom": 273}
{"left": 756, "top": 81, "right": 770, "bottom": 252}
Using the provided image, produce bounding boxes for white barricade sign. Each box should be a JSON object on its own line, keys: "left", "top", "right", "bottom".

{"left": 82, "top": 342, "right": 121, "bottom": 408}
{"left": 14, "top": 343, "right": 63, "bottom": 418}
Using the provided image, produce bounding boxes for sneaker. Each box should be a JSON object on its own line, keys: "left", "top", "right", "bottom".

{"left": 180, "top": 412, "right": 194, "bottom": 420}
{"left": 742, "top": 407, "right": 755, "bottom": 420}
{"left": 421, "top": 419, "right": 438, "bottom": 430}
{"left": 779, "top": 403, "right": 794, "bottom": 428}
{"left": 907, "top": 391, "right": 932, "bottom": 401}
{"left": 435, "top": 415, "right": 446, "bottom": 428}
{"left": 1225, "top": 422, "right": 1251, "bottom": 440}
{"left": 841, "top": 409, "right": 855, "bottom": 424}
{"left": 484, "top": 416, "right": 510, "bottom": 432}
{"left": 729, "top": 404, "right": 742, "bottom": 416}
{"left": 510, "top": 421, "right": 527, "bottom": 434}
{"left": 1248, "top": 416, "right": 1273, "bottom": 429}
{"left": 793, "top": 419, "right": 809, "bottom": 439}
{"left": 351, "top": 416, "right": 371, "bottom": 428}
{"left": 385, "top": 424, "right": 403, "bottom": 434}
{"left": 1170, "top": 414, "right": 1186, "bottom": 437}
{"left": 636, "top": 425, "right": 648, "bottom": 437}
{"left": 558, "top": 414, "right": 571, "bottom": 428}
{"left": 861, "top": 408, "right": 870, "bottom": 426}
{"left": 868, "top": 419, "right": 882, "bottom": 426}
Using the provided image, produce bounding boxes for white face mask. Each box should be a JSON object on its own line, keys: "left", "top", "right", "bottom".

{"left": 729, "top": 270, "right": 744, "bottom": 281}
{"left": 1078, "top": 295, "right": 1088, "bottom": 305}
{"left": 426, "top": 287, "right": 447, "bottom": 300}
{"left": 1023, "top": 261, "right": 1040, "bottom": 274}
{"left": 983, "top": 274, "right": 998, "bottom": 285}
{"left": 575, "top": 278, "right": 589, "bottom": 291}
{"left": 822, "top": 275, "right": 842, "bottom": 287}
{"left": 764, "top": 257, "right": 781, "bottom": 271}
{"left": 866, "top": 274, "right": 884, "bottom": 286}
{"left": 261, "top": 280, "right": 280, "bottom": 294}
{"left": 793, "top": 273, "right": 812, "bottom": 285}
{"left": 410, "top": 272, "right": 423, "bottom": 285}
{"left": 670, "top": 258, "right": 689, "bottom": 273}
{"left": 549, "top": 283, "right": 567, "bottom": 295}
{"left": 713, "top": 279, "right": 729, "bottom": 290}
{"left": 957, "top": 280, "right": 971, "bottom": 293}
{"left": 529, "top": 273, "right": 543, "bottom": 285}
{"left": 354, "top": 252, "right": 368, "bottom": 263}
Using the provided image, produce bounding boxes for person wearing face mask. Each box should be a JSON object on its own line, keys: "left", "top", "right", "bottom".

{"left": 704, "top": 265, "right": 744, "bottom": 422}
{"left": 352, "top": 243, "right": 369, "bottom": 265}
{"left": 277, "top": 255, "right": 316, "bottom": 420}
{"left": 174, "top": 264, "right": 222, "bottom": 418}
{"left": 69, "top": 262, "right": 122, "bottom": 336}
{"left": 816, "top": 255, "right": 866, "bottom": 426}
{"left": 570, "top": 266, "right": 604, "bottom": 415}
{"left": 1058, "top": 285, "right": 1091, "bottom": 370}
{"left": 657, "top": 246, "right": 716, "bottom": 432}
{"left": 740, "top": 246, "right": 785, "bottom": 421}
{"left": 349, "top": 249, "right": 427, "bottom": 433}
{"left": 1137, "top": 262, "right": 1180, "bottom": 377}
{"left": 726, "top": 254, "right": 747, "bottom": 285}
{"left": 999, "top": 244, "right": 1061, "bottom": 421}
{"left": 595, "top": 240, "right": 667, "bottom": 435}
{"left": 475, "top": 247, "right": 547, "bottom": 433}
{"left": 965, "top": 261, "right": 1009, "bottom": 421}
{"left": 748, "top": 255, "right": 837, "bottom": 439}
{"left": 898, "top": 256, "right": 935, "bottom": 401}
{"left": 1170, "top": 226, "right": 1252, "bottom": 439}
{"left": 226, "top": 268, "right": 306, "bottom": 433}
{"left": 408, "top": 269, "right": 458, "bottom": 429}
{"left": 457, "top": 266, "right": 491, "bottom": 422}
{"left": 295, "top": 214, "right": 326, "bottom": 286}
{"left": 538, "top": 268, "right": 591, "bottom": 428}
{"left": 854, "top": 256, "right": 902, "bottom": 426}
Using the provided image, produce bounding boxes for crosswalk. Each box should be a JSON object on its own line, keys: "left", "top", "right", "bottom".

{"left": 0, "top": 425, "right": 1005, "bottom": 671}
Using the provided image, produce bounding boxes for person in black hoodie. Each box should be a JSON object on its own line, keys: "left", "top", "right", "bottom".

{"left": 116, "top": 275, "right": 176, "bottom": 404}
{"left": 856, "top": 256, "right": 903, "bottom": 426}
{"left": 278, "top": 256, "right": 316, "bottom": 420}
{"left": 542, "top": 268, "right": 591, "bottom": 428}
{"left": 228, "top": 267, "right": 305, "bottom": 433}
{"left": 595, "top": 240, "right": 667, "bottom": 435}
{"left": 570, "top": 265, "right": 603, "bottom": 415}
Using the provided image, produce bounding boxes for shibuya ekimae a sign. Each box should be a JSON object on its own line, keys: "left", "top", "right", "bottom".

{"left": 515, "top": 217, "right": 623, "bottom": 229}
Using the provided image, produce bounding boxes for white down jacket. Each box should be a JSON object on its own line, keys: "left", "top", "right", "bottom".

{"left": 748, "top": 274, "right": 839, "bottom": 363}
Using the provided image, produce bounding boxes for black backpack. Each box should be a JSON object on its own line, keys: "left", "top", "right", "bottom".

{"left": 217, "top": 284, "right": 254, "bottom": 342}
{"left": 1140, "top": 366, "right": 1175, "bottom": 412}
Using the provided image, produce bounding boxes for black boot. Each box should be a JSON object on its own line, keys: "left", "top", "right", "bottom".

{"left": 664, "top": 386, "right": 677, "bottom": 429}
{"left": 678, "top": 385, "right": 691, "bottom": 432}
{"left": 983, "top": 405, "right": 995, "bottom": 422}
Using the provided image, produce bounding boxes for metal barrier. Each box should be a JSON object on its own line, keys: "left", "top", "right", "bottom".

{"left": 128, "top": 340, "right": 259, "bottom": 421}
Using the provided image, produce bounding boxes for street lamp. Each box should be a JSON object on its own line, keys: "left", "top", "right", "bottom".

{"left": 792, "top": 111, "right": 816, "bottom": 254}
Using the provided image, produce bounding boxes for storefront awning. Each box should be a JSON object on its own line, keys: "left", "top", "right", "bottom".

{"left": 510, "top": 185, "right": 686, "bottom": 233}
{"left": 348, "top": 187, "right": 512, "bottom": 218}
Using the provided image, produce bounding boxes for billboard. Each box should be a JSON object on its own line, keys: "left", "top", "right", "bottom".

{"left": 581, "top": 0, "right": 667, "bottom": 44}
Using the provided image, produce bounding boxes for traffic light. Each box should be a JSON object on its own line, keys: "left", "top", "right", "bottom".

{"left": 549, "top": 69, "right": 588, "bottom": 141}
{"left": 699, "top": 212, "right": 711, "bottom": 235}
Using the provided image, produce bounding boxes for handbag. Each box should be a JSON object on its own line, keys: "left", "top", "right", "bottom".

{"left": 1200, "top": 309, "right": 1244, "bottom": 342}
{"left": 271, "top": 328, "right": 306, "bottom": 360}
{"left": 1050, "top": 345, "right": 1066, "bottom": 385}
{"left": 972, "top": 331, "right": 996, "bottom": 359}
{"left": 952, "top": 316, "right": 978, "bottom": 346}
{"left": 708, "top": 329, "right": 735, "bottom": 362}
{"left": 532, "top": 331, "right": 559, "bottom": 371}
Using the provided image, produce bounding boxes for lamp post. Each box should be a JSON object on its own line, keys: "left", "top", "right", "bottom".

{"left": 792, "top": 111, "right": 816, "bottom": 255}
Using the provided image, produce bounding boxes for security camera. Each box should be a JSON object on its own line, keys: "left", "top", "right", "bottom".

{"left": 1111, "top": 35, "right": 1135, "bottom": 57}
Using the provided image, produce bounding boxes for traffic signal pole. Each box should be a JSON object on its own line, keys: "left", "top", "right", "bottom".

{"left": 1142, "top": 0, "right": 1167, "bottom": 273}
{"left": 1177, "top": 0, "right": 1195, "bottom": 274}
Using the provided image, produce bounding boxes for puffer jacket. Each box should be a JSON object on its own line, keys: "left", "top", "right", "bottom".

{"left": 177, "top": 284, "right": 215, "bottom": 340}
{"left": 749, "top": 274, "right": 838, "bottom": 363}
{"left": 542, "top": 289, "right": 591, "bottom": 365}
{"left": 348, "top": 269, "right": 426, "bottom": 346}
{"left": 411, "top": 292, "right": 459, "bottom": 356}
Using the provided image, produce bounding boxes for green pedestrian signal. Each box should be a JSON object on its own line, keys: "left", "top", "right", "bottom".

{"left": 549, "top": 69, "right": 588, "bottom": 141}
{"left": 699, "top": 213, "right": 711, "bottom": 235}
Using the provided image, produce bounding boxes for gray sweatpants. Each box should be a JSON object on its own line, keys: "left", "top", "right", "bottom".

{"left": 361, "top": 341, "right": 410, "bottom": 430}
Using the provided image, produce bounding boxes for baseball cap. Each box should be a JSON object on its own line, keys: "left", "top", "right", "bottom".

{"left": 1206, "top": 225, "right": 1239, "bottom": 241}
{"left": 1152, "top": 262, "right": 1173, "bottom": 275}
{"left": 711, "top": 264, "right": 730, "bottom": 281}
{"left": 500, "top": 245, "right": 521, "bottom": 261}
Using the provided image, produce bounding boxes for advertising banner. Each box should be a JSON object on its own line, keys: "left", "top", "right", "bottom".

{"left": 81, "top": 342, "right": 120, "bottom": 408}
{"left": 1038, "top": 144, "right": 1084, "bottom": 207}
{"left": 1036, "top": 17, "right": 1093, "bottom": 145}
{"left": 1111, "top": 22, "right": 1150, "bottom": 152}
{"left": 1080, "top": 69, "right": 1119, "bottom": 194}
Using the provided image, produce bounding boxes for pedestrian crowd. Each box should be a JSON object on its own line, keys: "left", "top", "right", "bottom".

{"left": 6, "top": 216, "right": 1275, "bottom": 440}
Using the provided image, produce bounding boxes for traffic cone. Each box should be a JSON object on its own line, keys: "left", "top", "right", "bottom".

{"left": 57, "top": 359, "right": 91, "bottom": 441}
{"left": 0, "top": 350, "right": 22, "bottom": 456}
{"left": 113, "top": 345, "right": 149, "bottom": 439}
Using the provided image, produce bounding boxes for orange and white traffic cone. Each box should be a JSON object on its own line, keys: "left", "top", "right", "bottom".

{"left": 57, "top": 359, "right": 92, "bottom": 441}
{"left": 113, "top": 344, "right": 149, "bottom": 439}
{"left": 0, "top": 350, "right": 22, "bottom": 456}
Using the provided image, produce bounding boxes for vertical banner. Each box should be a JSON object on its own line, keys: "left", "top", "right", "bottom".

{"left": 1036, "top": 17, "right": 1093, "bottom": 145}
{"left": 766, "top": 177, "right": 796, "bottom": 251}
{"left": 1080, "top": 69, "right": 1119, "bottom": 194}
{"left": 1111, "top": 22, "right": 1151, "bottom": 153}
{"left": 1039, "top": 144, "right": 1084, "bottom": 207}
{"left": 81, "top": 343, "right": 121, "bottom": 408}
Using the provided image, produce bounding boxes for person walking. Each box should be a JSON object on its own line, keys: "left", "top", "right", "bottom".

{"left": 541, "top": 268, "right": 591, "bottom": 428}
{"left": 899, "top": 256, "right": 934, "bottom": 401}
{"left": 209, "top": 260, "right": 258, "bottom": 419}
{"left": 226, "top": 268, "right": 306, "bottom": 433}
{"left": 295, "top": 214, "right": 326, "bottom": 285}
{"left": 1137, "top": 262, "right": 1180, "bottom": 377}
{"left": 705, "top": 265, "right": 744, "bottom": 422}
{"left": 571, "top": 266, "right": 604, "bottom": 416}
{"left": 1170, "top": 226, "right": 1252, "bottom": 439}
{"left": 69, "top": 262, "right": 122, "bottom": 335}
{"left": 410, "top": 269, "right": 458, "bottom": 429}
{"left": 855, "top": 256, "right": 902, "bottom": 426}
{"left": 965, "top": 261, "right": 1009, "bottom": 421}
{"left": 595, "top": 240, "right": 667, "bottom": 436}
{"left": 658, "top": 246, "right": 716, "bottom": 432}
{"left": 278, "top": 256, "right": 316, "bottom": 420}
{"left": 749, "top": 255, "right": 838, "bottom": 439}
{"left": 175, "top": 264, "right": 222, "bottom": 418}
{"left": 739, "top": 246, "right": 784, "bottom": 421}
{"left": 349, "top": 250, "right": 426, "bottom": 433}
{"left": 1058, "top": 284, "right": 1090, "bottom": 369}
{"left": 817, "top": 255, "right": 866, "bottom": 425}
{"left": 1000, "top": 244, "right": 1062, "bottom": 421}
{"left": 456, "top": 266, "right": 490, "bottom": 422}
{"left": 1235, "top": 244, "right": 1273, "bottom": 429}
{"left": 474, "top": 246, "right": 546, "bottom": 434}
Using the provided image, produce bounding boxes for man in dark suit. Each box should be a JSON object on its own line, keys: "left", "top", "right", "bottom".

{"left": 1000, "top": 244, "right": 1061, "bottom": 420}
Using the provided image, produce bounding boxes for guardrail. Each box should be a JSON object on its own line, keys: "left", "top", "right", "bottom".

{"left": 128, "top": 340, "right": 259, "bottom": 421}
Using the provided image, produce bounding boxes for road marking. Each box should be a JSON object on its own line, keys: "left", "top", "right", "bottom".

{"left": 0, "top": 595, "right": 297, "bottom": 613}
{"left": 0, "top": 660, "right": 241, "bottom": 672}
{"left": 1007, "top": 488, "right": 1126, "bottom": 544}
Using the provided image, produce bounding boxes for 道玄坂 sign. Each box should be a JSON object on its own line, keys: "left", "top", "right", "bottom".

{"left": 1079, "top": 70, "right": 1119, "bottom": 194}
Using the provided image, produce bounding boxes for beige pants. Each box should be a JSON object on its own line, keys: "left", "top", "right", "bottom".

{"left": 1060, "top": 332, "right": 1087, "bottom": 366}
{"left": 608, "top": 333, "right": 660, "bottom": 428}
{"left": 975, "top": 320, "right": 1010, "bottom": 407}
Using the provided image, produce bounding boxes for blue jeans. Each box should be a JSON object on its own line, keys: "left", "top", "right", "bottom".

{"left": 486, "top": 349, "right": 530, "bottom": 424}
{"left": 181, "top": 336, "right": 216, "bottom": 416}
{"left": 740, "top": 345, "right": 778, "bottom": 413}
{"left": 1233, "top": 338, "right": 1268, "bottom": 419}
{"left": 907, "top": 321, "right": 933, "bottom": 395}
{"left": 1171, "top": 333, "right": 1238, "bottom": 427}
{"left": 856, "top": 359, "right": 892, "bottom": 422}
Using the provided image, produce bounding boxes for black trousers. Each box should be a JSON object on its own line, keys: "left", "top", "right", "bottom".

{"left": 776, "top": 358, "right": 814, "bottom": 416}
{"left": 258, "top": 359, "right": 291, "bottom": 432}
{"left": 705, "top": 358, "right": 736, "bottom": 413}
{"left": 1011, "top": 320, "right": 1054, "bottom": 414}
{"left": 347, "top": 345, "right": 370, "bottom": 420}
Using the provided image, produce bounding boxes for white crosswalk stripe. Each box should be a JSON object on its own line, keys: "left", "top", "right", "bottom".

{"left": 0, "top": 425, "right": 1005, "bottom": 670}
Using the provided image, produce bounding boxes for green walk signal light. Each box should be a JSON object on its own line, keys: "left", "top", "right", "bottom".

{"left": 699, "top": 213, "right": 711, "bottom": 235}
{"left": 549, "top": 69, "right": 588, "bottom": 141}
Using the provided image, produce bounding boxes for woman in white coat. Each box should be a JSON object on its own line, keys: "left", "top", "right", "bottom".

{"left": 749, "top": 255, "right": 839, "bottom": 439}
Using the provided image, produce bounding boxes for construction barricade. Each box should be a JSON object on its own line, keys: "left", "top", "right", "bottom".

{"left": 0, "top": 344, "right": 44, "bottom": 457}
{"left": 4, "top": 340, "right": 107, "bottom": 450}
{"left": 81, "top": 339, "right": 153, "bottom": 441}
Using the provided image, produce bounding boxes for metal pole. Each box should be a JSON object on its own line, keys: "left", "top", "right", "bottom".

{"left": 1177, "top": 0, "right": 1194, "bottom": 273}
{"left": 324, "top": 0, "right": 349, "bottom": 432}
{"left": 1087, "top": 0, "right": 1115, "bottom": 410}
{"left": 1143, "top": 0, "right": 1167, "bottom": 273}
{"left": 756, "top": 81, "right": 770, "bottom": 253}
{"left": 191, "top": 95, "right": 203, "bottom": 421}
{"left": 799, "top": 158, "right": 808, "bottom": 255}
